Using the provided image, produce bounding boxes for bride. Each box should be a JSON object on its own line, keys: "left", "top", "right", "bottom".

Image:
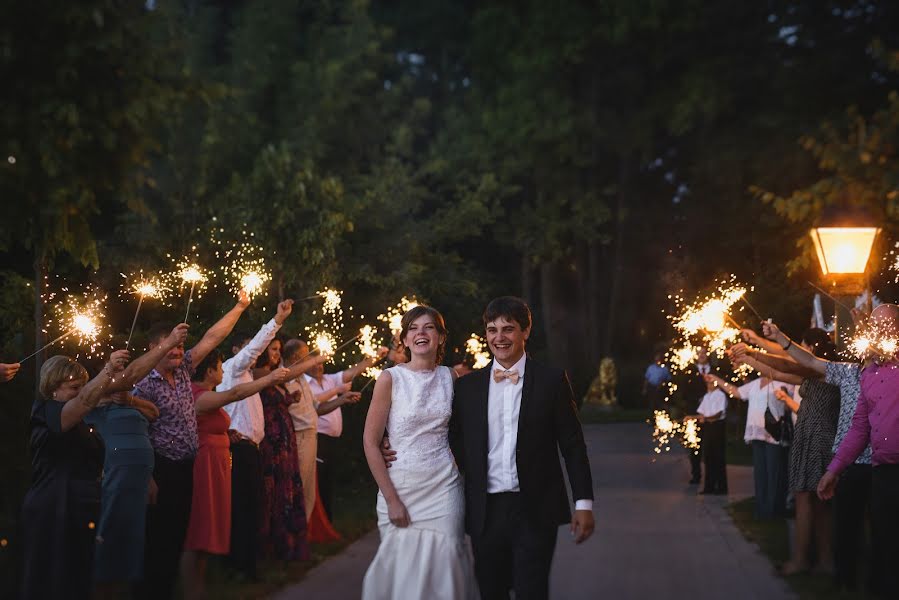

{"left": 361, "top": 305, "right": 478, "bottom": 599}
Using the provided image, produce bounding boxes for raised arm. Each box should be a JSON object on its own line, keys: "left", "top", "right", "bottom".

{"left": 286, "top": 353, "right": 328, "bottom": 381}
{"left": 316, "top": 383, "right": 359, "bottom": 416}
{"left": 730, "top": 351, "right": 805, "bottom": 385}
{"left": 191, "top": 291, "right": 251, "bottom": 365}
{"left": 704, "top": 373, "right": 742, "bottom": 399}
{"left": 761, "top": 321, "right": 828, "bottom": 376}
{"left": 195, "top": 367, "right": 290, "bottom": 413}
{"left": 108, "top": 324, "right": 190, "bottom": 393}
{"left": 740, "top": 328, "right": 789, "bottom": 357}
{"left": 362, "top": 372, "right": 410, "bottom": 527}
{"left": 59, "top": 351, "right": 127, "bottom": 431}
{"left": 228, "top": 300, "right": 292, "bottom": 376}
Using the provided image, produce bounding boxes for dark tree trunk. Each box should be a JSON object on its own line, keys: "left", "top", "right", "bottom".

{"left": 603, "top": 156, "right": 631, "bottom": 356}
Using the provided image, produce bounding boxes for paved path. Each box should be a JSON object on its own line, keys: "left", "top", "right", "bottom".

{"left": 276, "top": 423, "right": 794, "bottom": 600}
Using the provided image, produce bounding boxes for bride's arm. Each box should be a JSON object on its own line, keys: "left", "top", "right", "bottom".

{"left": 362, "top": 371, "right": 410, "bottom": 528}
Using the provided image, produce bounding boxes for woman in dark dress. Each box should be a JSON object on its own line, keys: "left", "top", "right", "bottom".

{"left": 20, "top": 325, "right": 188, "bottom": 600}
{"left": 732, "top": 328, "right": 840, "bottom": 575}
{"left": 255, "top": 339, "right": 310, "bottom": 561}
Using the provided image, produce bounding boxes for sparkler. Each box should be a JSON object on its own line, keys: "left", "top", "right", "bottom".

{"left": 208, "top": 225, "right": 273, "bottom": 299}
{"left": 651, "top": 410, "right": 702, "bottom": 455}
{"left": 666, "top": 278, "right": 749, "bottom": 375}
{"left": 357, "top": 325, "right": 380, "bottom": 359}
{"left": 121, "top": 274, "right": 169, "bottom": 350}
{"left": 318, "top": 288, "right": 342, "bottom": 314}
{"left": 360, "top": 366, "right": 384, "bottom": 392}
{"left": 21, "top": 296, "right": 105, "bottom": 362}
{"left": 682, "top": 418, "right": 701, "bottom": 452}
{"left": 378, "top": 296, "right": 420, "bottom": 336}
{"left": 846, "top": 319, "right": 899, "bottom": 361}
{"left": 465, "top": 334, "right": 492, "bottom": 369}
{"left": 652, "top": 410, "right": 679, "bottom": 454}
{"left": 180, "top": 264, "right": 206, "bottom": 322}
{"left": 312, "top": 332, "right": 337, "bottom": 358}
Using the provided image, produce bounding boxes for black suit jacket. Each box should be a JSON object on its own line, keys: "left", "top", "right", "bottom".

{"left": 449, "top": 358, "right": 594, "bottom": 537}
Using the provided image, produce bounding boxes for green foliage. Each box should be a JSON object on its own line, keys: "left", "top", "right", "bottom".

{"left": 0, "top": 1, "right": 191, "bottom": 266}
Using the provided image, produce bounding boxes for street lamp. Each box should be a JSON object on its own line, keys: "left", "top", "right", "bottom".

{"left": 810, "top": 204, "right": 880, "bottom": 347}
{"left": 810, "top": 207, "right": 880, "bottom": 280}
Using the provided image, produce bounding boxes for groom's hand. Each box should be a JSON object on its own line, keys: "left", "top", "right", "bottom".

{"left": 571, "top": 510, "right": 595, "bottom": 544}
{"left": 380, "top": 436, "right": 397, "bottom": 468}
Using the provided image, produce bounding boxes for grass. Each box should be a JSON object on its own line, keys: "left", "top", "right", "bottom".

{"left": 206, "top": 477, "right": 378, "bottom": 599}
{"left": 726, "top": 435, "right": 753, "bottom": 466}
{"left": 726, "top": 497, "right": 859, "bottom": 600}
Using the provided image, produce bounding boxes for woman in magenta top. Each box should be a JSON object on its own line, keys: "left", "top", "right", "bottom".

{"left": 182, "top": 349, "right": 288, "bottom": 600}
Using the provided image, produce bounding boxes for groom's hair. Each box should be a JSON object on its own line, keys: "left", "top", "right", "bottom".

{"left": 483, "top": 296, "right": 531, "bottom": 331}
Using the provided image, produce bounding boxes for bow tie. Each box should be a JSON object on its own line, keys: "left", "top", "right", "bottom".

{"left": 493, "top": 369, "right": 520, "bottom": 385}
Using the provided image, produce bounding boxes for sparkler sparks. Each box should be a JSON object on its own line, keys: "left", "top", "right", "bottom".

{"left": 312, "top": 332, "right": 336, "bottom": 358}
{"left": 651, "top": 410, "right": 701, "bottom": 455}
{"left": 665, "top": 278, "right": 751, "bottom": 375}
{"left": 847, "top": 320, "right": 899, "bottom": 361}
{"left": 357, "top": 325, "right": 380, "bottom": 359}
{"left": 318, "top": 288, "right": 343, "bottom": 314}
{"left": 121, "top": 272, "right": 170, "bottom": 349}
{"left": 465, "top": 334, "right": 492, "bottom": 369}
{"left": 378, "top": 297, "right": 420, "bottom": 336}
{"left": 180, "top": 265, "right": 206, "bottom": 284}
{"left": 22, "top": 289, "right": 109, "bottom": 362}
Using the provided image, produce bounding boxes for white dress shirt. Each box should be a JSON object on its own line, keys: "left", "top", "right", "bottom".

{"left": 219, "top": 318, "right": 281, "bottom": 444}
{"left": 737, "top": 377, "right": 793, "bottom": 444}
{"left": 697, "top": 389, "right": 726, "bottom": 419}
{"left": 306, "top": 371, "right": 345, "bottom": 437}
{"left": 487, "top": 354, "right": 593, "bottom": 511}
{"left": 286, "top": 376, "right": 318, "bottom": 432}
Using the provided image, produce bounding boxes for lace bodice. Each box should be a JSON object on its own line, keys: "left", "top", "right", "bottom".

{"left": 386, "top": 365, "right": 455, "bottom": 471}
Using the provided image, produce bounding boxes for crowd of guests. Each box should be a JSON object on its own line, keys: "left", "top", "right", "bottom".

{"left": 675, "top": 303, "right": 899, "bottom": 597}
{"left": 7, "top": 293, "right": 389, "bottom": 599}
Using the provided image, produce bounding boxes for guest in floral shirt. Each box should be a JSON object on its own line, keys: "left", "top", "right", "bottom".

{"left": 132, "top": 291, "right": 251, "bottom": 600}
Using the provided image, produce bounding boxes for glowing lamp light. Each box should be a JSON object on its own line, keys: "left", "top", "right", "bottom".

{"left": 810, "top": 206, "right": 880, "bottom": 276}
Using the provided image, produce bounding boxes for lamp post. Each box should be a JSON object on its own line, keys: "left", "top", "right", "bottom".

{"left": 809, "top": 205, "right": 880, "bottom": 347}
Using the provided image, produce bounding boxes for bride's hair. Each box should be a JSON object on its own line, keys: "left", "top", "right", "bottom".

{"left": 399, "top": 305, "right": 448, "bottom": 364}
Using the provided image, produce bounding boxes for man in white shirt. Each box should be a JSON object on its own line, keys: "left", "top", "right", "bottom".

{"left": 218, "top": 300, "right": 292, "bottom": 579}
{"left": 687, "top": 379, "right": 728, "bottom": 495}
{"left": 308, "top": 346, "right": 388, "bottom": 519}
{"left": 282, "top": 339, "right": 322, "bottom": 521}
{"left": 450, "top": 296, "right": 594, "bottom": 599}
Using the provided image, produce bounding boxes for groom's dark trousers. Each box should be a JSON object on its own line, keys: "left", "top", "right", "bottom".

{"left": 451, "top": 358, "right": 593, "bottom": 600}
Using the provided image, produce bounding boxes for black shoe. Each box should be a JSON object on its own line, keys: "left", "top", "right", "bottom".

{"left": 688, "top": 478, "right": 701, "bottom": 485}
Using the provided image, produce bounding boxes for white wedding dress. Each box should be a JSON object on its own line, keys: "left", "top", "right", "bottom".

{"left": 362, "top": 365, "right": 478, "bottom": 600}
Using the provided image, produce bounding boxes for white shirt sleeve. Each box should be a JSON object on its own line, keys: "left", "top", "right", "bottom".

{"left": 575, "top": 499, "right": 593, "bottom": 511}
{"left": 227, "top": 319, "right": 281, "bottom": 378}
{"left": 736, "top": 379, "right": 757, "bottom": 402}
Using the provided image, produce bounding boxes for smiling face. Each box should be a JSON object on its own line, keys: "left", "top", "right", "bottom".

{"left": 485, "top": 315, "right": 530, "bottom": 368}
{"left": 263, "top": 339, "right": 282, "bottom": 369}
{"left": 403, "top": 314, "right": 444, "bottom": 360}
{"left": 151, "top": 338, "right": 185, "bottom": 373}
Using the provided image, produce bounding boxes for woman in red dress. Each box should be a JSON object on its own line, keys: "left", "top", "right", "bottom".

{"left": 181, "top": 349, "right": 289, "bottom": 599}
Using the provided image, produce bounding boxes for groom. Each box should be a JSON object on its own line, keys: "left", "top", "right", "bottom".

{"left": 381, "top": 296, "right": 593, "bottom": 598}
